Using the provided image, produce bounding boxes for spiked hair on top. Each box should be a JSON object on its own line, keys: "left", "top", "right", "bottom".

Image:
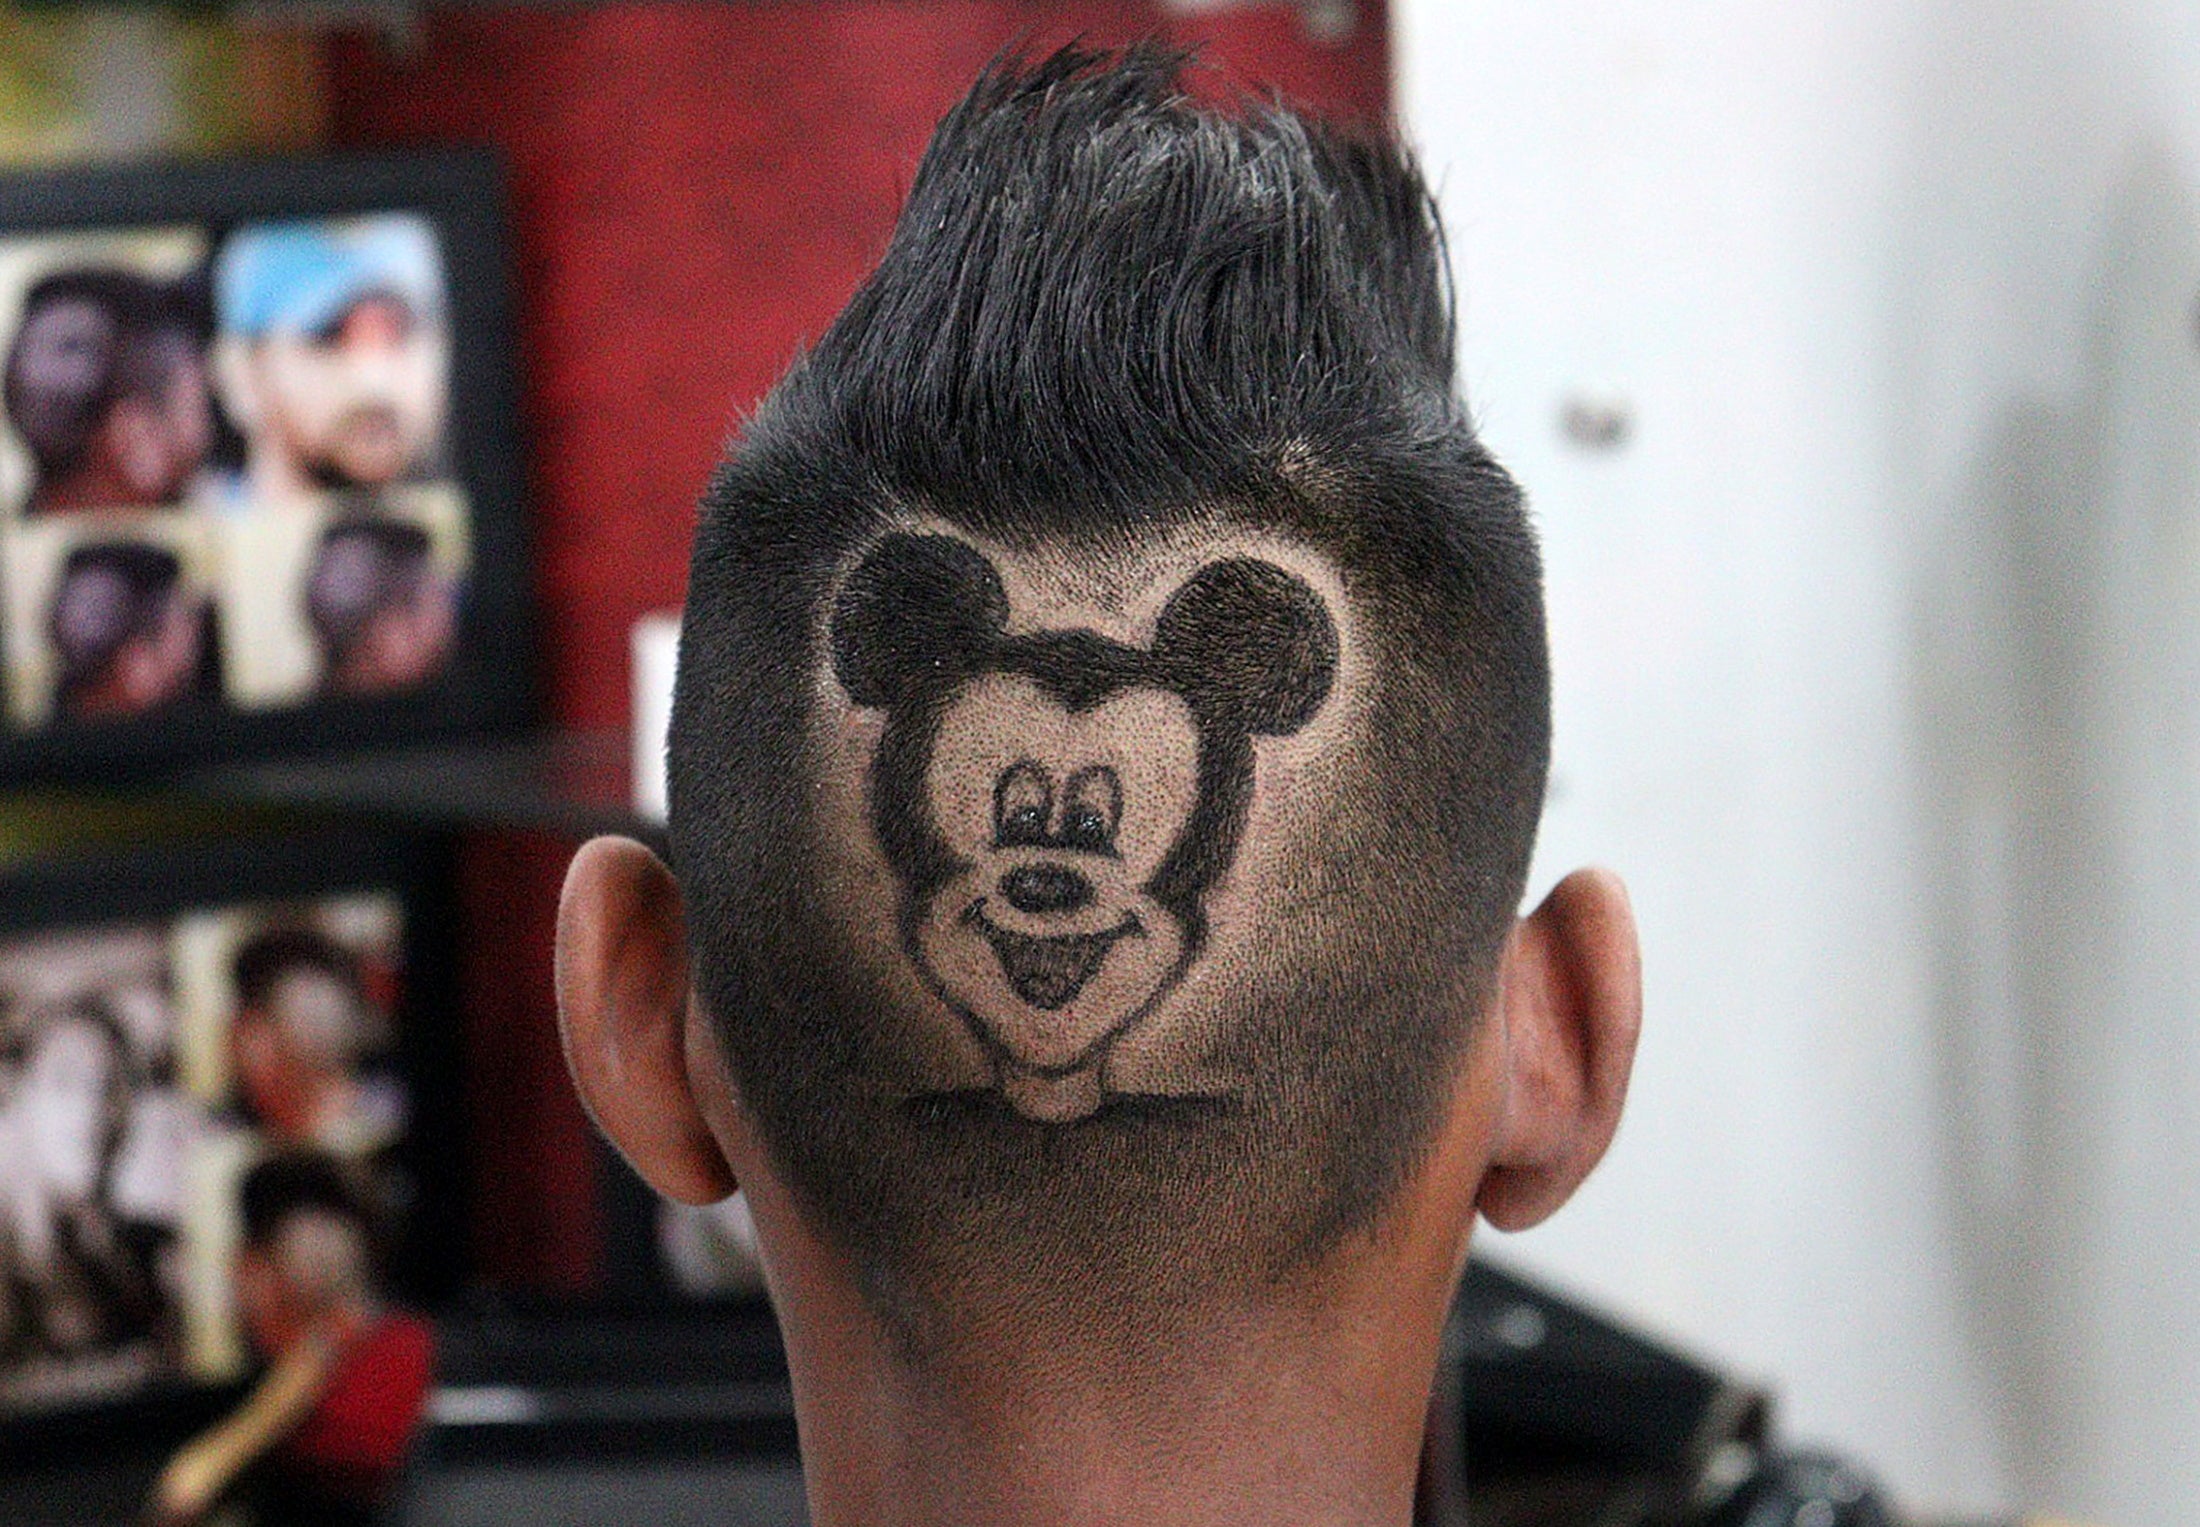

{"left": 670, "top": 47, "right": 1548, "bottom": 1352}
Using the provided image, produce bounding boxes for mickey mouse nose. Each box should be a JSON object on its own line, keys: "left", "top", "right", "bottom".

{"left": 1001, "top": 863, "right": 1093, "bottom": 916}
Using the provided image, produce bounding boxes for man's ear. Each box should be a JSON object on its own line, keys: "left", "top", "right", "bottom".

{"left": 555, "top": 836, "right": 736, "bottom": 1205}
{"left": 1476, "top": 867, "right": 1641, "bottom": 1232}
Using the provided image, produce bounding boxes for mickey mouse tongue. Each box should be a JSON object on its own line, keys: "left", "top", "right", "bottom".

{"left": 978, "top": 918, "right": 1142, "bottom": 1010}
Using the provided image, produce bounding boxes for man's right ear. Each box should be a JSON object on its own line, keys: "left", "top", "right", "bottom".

{"left": 555, "top": 836, "right": 736, "bottom": 1205}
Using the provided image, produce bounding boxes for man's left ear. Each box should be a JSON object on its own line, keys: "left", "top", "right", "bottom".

{"left": 555, "top": 836, "right": 737, "bottom": 1205}
{"left": 1475, "top": 867, "right": 1642, "bottom": 1232}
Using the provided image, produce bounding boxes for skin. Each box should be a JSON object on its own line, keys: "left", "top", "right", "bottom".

{"left": 557, "top": 836, "right": 1640, "bottom": 1527}
{"left": 28, "top": 351, "right": 215, "bottom": 514}
{"left": 324, "top": 573, "right": 458, "bottom": 695}
{"left": 231, "top": 971, "right": 374, "bottom": 1150}
{"left": 60, "top": 591, "right": 207, "bottom": 721}
{"left": 220, "top": 296, "right": 448, "bottom": 502}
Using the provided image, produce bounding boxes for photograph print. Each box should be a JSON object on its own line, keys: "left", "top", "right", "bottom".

{"left": 0, "top": 888, "right": 416, "bottom": 1417}
{"left": 0, "top": 921, "right": 189, "bottom": 1413}
{"left": 0, "top": 201, "right": 474, "bottom": 743}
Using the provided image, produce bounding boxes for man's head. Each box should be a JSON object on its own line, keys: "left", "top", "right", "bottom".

{"left": 213, "top": 217, "right": 448, "bottom": 497}
{"left": 235, "top": 1151, "right": 377, "bottom": 1356}
{"left": 559, "top": 48, "right": 1638, "bottom": 1372}
{"left": 4, "top": 267, "right": 214, "bottom": 512}
{"left": 230, "top": 928, "right": 379, "bottom": 1145}
{"left": 302, "top": 513, "right": 458, "bottom": 696}
{"left": 47, "top": 539, "right": 209, "bottom": 721}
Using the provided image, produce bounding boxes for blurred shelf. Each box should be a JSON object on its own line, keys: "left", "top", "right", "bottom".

{"left": 174, "top": 728, "right": 663, "bottom": 848}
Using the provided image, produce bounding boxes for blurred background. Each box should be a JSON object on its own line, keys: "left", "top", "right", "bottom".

{"left": 0, "top": 4, "right": 2186, "bottom": 1526}
{"left": 1400, "top": 6, "right": 2200, "bottom": 1524}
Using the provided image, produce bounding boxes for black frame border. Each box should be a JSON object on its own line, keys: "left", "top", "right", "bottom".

{"left": 0, "top": 145, "right": 537, "bottom": 785}
{"left": 0, "top": 828, "right": 468, "bottom": 1429}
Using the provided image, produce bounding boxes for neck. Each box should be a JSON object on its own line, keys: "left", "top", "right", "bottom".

{"left": 706, "top": 1007, "right": 1505, "bottom": 1527}
{"left": 815, "top": 1322, "right": 1435, "bottom": 1527}
{"left": 757, "top": 1193, "right": 1454, "bottom": 1527}
{"left": 247, "top": 444, "right": 316, "bottom": 505}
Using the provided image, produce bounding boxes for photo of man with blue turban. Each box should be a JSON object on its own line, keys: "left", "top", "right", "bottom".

{"left": 210, "top": 215, "right": 450, "bottom": 508}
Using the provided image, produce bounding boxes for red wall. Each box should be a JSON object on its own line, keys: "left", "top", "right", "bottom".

{"left": 331, "top": 1, "right": 1390, "bottom": 731}
{"left": 327, "top": 0, "right": 1390, "bottom": 1290}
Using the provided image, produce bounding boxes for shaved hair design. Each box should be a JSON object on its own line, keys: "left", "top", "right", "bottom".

{"left": 669, "top": 47, "right": 1548, "bottom": 1349}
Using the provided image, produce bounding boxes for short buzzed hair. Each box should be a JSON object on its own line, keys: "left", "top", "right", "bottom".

{"left": 670, "top": 48, "right": 1547, "bottom": 1351}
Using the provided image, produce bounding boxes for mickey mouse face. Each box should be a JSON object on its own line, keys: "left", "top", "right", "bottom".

{"left": 916, "top": 673, "right": 1199, "bottom": 1113}
{"left": 830, "top": 531, "right": 1338, "bottom": 1121}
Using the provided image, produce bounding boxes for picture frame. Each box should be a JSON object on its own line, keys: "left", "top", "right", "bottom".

{"left": 0, "top": 146, "right": 533, "bottom": 785}
{"left": 0, "top": 828, "right": 464, "bottom": 1431}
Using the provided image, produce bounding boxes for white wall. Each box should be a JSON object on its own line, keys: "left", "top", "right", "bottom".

{"left": 1397, "top": 4, "right": 2200, "bottom": 1523}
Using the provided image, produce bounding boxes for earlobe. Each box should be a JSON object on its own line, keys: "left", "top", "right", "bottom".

{"left": 555, "top": 836, "right": 737, "bottom": 1205}
{"left": 1476, "top": 867, "right": 1641, "bottom": 1232}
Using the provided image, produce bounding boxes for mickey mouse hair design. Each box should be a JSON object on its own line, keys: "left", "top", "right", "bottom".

{"left": 830, "top": 532, "right": 1338, "bottom": 1112}
{"left": 833, "top": 533, "right": 1335, "bottom": 732}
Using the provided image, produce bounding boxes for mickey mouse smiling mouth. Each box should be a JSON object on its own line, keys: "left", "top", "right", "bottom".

{"left": 960, "top": 895, "right": 1147, "bottom": 1011}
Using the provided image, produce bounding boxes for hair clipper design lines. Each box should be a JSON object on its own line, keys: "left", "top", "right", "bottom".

{"left": 672, "top": 46, "right": 1552, "bottom": 1305}
{"left": 829, "top": 532, "right": 1338, "bottom": 1122}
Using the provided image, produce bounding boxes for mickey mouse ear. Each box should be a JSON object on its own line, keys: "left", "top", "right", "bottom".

{"left": 829, "top": 532, "right": 1009, "bottom": 708}
{"left": 1151, "top": 559, "right": 1338, "bottom": 736}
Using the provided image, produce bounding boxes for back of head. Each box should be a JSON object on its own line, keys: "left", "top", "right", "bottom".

{"left": 670, "top": 47, "right": 1548, "bottom": 1358}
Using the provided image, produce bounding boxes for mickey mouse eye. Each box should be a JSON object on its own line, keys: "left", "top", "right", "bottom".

{"left": 993, "top": 761, "right": 1053, "bottom": 849}
{"left": 1058, "top": 766, "right": 1122, "bottom": 855}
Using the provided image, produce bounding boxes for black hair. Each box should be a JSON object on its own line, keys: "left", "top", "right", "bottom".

{"left": 302, "top": 513, "right": 437, "bottom": 658}
{"left": 232, "top": 926, "right": 363, "bottom": 1015}
{"left": 239, "top": 1150, "right": 374, "bottom": 1249}
{"left": 669, "top": 47, "right": 1548, "bottom": 1349}
{"left": 48, "top": 539, "right": 187, "bottom": 702}
{"left": 3, "top": 267, "right": 210, "bottom": 479}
